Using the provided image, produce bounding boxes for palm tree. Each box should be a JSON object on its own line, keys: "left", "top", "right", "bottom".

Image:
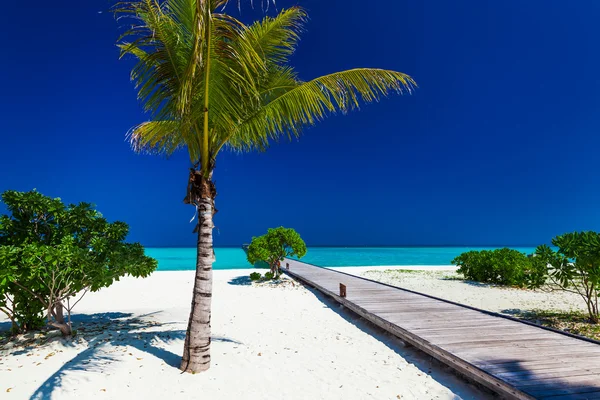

{"left": 115, "top": 0, "right": 416, "bottom": 374}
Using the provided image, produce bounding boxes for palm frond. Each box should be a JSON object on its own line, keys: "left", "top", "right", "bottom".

{"left": 243, "top": 7, "right": 307, "bottom": 65}
{"left": 116, "top": 2, "right": 416, "bottom": 167}
{"left": 224, "top": 69, "right": 416, "bottom": 152}
{"left": 116, "top": 0, "right": 191, "bottom": 118}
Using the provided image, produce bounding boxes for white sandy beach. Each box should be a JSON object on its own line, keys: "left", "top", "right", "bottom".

{"left": 0, "top": 268, "right": 489, "bottom": 400}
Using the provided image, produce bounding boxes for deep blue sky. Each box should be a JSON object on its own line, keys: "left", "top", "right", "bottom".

{"left": 1, "top": 0, "right": 599, "bottom": 247}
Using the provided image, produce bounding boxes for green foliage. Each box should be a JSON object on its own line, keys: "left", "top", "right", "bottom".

{"left": 451, "top": 248, "right": 545, "bottom": 287}
{"left": 534, "top": 232, "right": 600, "bottom": 323}
{"left": 246, "top": 227, "right": 306, "bottom": 278}
{"left": 0, "top": 190, "right": 157, "bottom": 335}
{"left": 249, "top": 272, "right": 262, "bottom": 281}
{"left": 525, "top": 253, "right": 550, "bottom": 288}
{"left": 263, "top": 272, "right": 275, "bottom": 281}
{"left": 114, "top": 3, "right": 415, "bottom": 171}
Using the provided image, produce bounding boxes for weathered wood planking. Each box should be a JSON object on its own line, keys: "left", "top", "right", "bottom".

{"left": 282, "top": 259, "right": 600, "bottom": 400}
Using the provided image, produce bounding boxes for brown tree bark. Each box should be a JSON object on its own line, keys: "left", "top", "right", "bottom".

{"left": 181, "top": 169, "right": 216, "bottom": 373}
{"left": 55, "top": 303, "right": 64, "bottom": 323}
{"left": 50, "top": 302, "right": 72, "bottom": 336}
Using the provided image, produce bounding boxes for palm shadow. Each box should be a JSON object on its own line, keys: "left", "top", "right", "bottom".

{"left": 23, "top": 311, "right": 241, "bottom": 400}
{"left": 27, "top": 312, "right": 183, "bottom": 400}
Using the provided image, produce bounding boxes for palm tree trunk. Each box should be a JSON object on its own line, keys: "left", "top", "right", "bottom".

{"left": 181, "top": 170, "right": 216, "bottom": 373}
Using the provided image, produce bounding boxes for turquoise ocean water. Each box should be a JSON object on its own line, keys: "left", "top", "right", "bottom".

{"left": 146, "top": 247, "right": 539, "bottom": 271}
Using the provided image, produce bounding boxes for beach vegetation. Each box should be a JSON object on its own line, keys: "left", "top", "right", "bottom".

{"left": 451, "top": 248, "right": 546, "bottom": 287}
{"left": 0, "top": 190, "right": 157, "bottom": 336}
{"left": 263, "top": 271, "right": 275, "bottom": 280}
{"left": 534, "top": 232, "right": 600, "bottom": 323}
{"left": 247, "top": 227, "right": 306, "bottom": 279}
{"left": 114, "top": 0, "right": 415, "bottom": 373}
{"left": 249, "top": 272, "right": 262, "bottom": 281}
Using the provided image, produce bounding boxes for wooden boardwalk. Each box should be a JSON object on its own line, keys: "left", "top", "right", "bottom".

{"left": 282, "top": 259, "right": 600, "bottom": 400}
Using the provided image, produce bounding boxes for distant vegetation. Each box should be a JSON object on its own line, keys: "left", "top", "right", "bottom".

{"left": 247, "top": 227, "right": 307, "bottom": 280}
{"left": 452, "top": 231, "right": 600, "bottom": 323}
{"left": 0, "top": 190, "right": 157, "bottom": 336}
{"left": 451, "top": 248, "right": 545, "bottom": 287}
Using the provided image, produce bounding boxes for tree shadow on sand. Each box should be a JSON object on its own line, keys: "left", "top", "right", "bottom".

{"left": 228, "top": 276, "right": 253, "bottom": 286}
{"left": 25, "top": 312, "right": 181, "bottom": 400}
{"left": 9, "top": 311, "right": 242, "bottom": 400}
{"left": 439, "top": 276, "right": 500, "bottom": 288}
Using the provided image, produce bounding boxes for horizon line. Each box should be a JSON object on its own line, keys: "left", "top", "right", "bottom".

{"left": 144, "top": 244, "right": 547, "bottom": 248}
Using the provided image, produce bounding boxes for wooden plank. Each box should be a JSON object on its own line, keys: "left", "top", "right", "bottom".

{"left": 540, "top": 392, "right": 600, "bottom": 399}
{"left": 499, "top": 368, "right": 600, "bottom": 386}
{"left": 478, "top": 357, "right": 600, "bottom": 372}
{"left": 411, "top": 323, "right": 519, "bottom": 333}
{"left": 524, "top": 384, "right": 600, "bottom": 398}
{"left": 441, "top": 338, "right": 596, "bottom": 350}
{"left": 454, "top": 348, "right": 600, "bottom": 361}
{"left": 519, "top": 375, "right": 600, "bottom": 390}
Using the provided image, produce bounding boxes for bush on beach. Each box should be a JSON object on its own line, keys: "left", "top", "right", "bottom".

{"left": 452, "top": 233, "right": 600, "bottom": 324}
{"left": 246, "top": 227, "right": 306, "bottom": 279}
{"left": 249, "top": 272, "right": 262, "bottom": 281}
{"left": 263, "top": 272, "right": 275, "bottom": 281}
{"left": 534, "top": 232, "right": 600, "bottom": 323}
{"left": 0, "top": 190, "right": 157, "bottom": 336}
{"left": 451, "top": 248, "right": 546, "bottom": 288}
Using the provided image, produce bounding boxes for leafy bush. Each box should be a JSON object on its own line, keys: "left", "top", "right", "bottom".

{"left": 0, "top": 190, "right": 157, "bottom": 336}
{"left": 263, "top": 272, "right": 275, "bottom": 280}
{"left": 246, "top": 227, "right": 307, "bottom": 279}
{"left": 451, "top": 248, "right": 545, "bottom": 287}
{"left": 249, "top": 272, "right": 262, "bottom": 281}
{"left": 534, "top": 232, "right": 600, "bottom": 323}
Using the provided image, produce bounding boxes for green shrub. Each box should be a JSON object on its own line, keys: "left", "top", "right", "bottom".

{"left": 451, "top": 248, "right": 545, "bottom": 287}
{"left": 525, "top": 253, "right": 550, "bottom": 288}
{"left": 0, "top": 190, "right": 157, "bottom": 336}
{"left": 249, "top": 272, "right": 262, "bottom": 281}
{"left": 264, "top": 272, "right": 275, "bottom": 280}
{"left": 535, "top": 232, "right": 600, "bottom": 323}
{"left": 246, "top": 227, "right": 307, "bottom": 279}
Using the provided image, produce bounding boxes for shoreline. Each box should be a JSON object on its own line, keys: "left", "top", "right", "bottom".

{"left": 328, "top": 265, "right": 456, "bottom": 273}
{"left": 156, "top": 265, "right": 457, "bottom": 273}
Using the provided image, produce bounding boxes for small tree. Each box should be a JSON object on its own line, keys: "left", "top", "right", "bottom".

{"left": 0, "top": 190, "right": 157, "bottom": 335}
{"left": 246, "top": 227, "right": 307, "bottom": 279}
{"left": 535, "top": 232, "right": 600, "bottom": 323}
